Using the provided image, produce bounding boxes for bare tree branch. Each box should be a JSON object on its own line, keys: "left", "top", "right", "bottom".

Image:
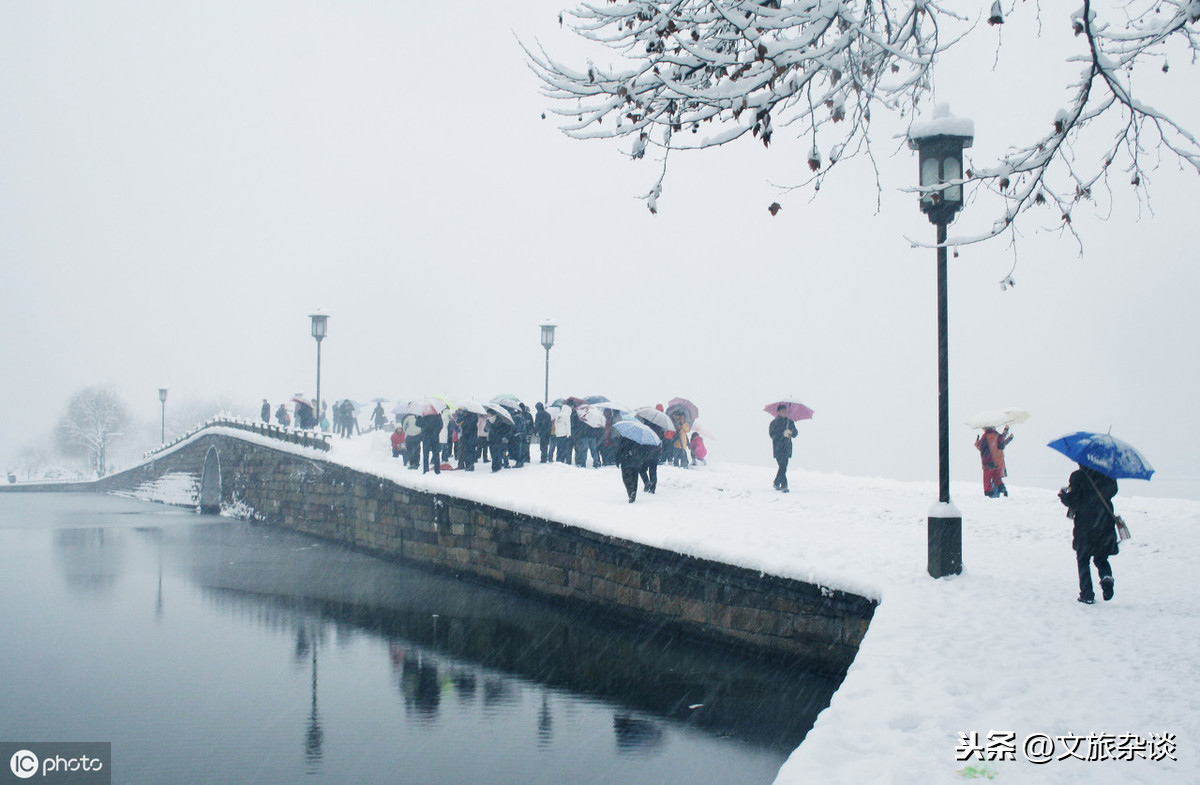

{"left": 527, "top": 0, "right": 1200, "bottom": 244}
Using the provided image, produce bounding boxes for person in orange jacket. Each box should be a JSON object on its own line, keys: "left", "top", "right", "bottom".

{"left": 975, "top": 425, "right": 1013, "bottom": 497}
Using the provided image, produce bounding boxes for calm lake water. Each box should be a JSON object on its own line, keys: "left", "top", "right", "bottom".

{"left": 0, "top": 493, "right": 839, "bottom": 785}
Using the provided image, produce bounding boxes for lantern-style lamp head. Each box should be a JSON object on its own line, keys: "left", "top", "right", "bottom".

{"left": 310, "top": 310, "right": 329, "bottom": 343}
{"left": 540, "top": 321, "right": 557, "bottom": 351}
{"left": 908, "top": 104, "right": 974, "bottom": 226}
{"left": 158, "top": 387, "right": 168, "bottom": 403}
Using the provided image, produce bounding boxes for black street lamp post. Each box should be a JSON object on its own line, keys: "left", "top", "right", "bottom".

{"left": 908, "top": 104, "right": 974, "bottom": 579}
{"left": 310, "top": 311, "right": 329, "bottom": 429}
{"left": 540, "top": 321, "right": 556, "bottom": 405}
{"left": 158, "top": 387, "right": 168, "bottom": 444}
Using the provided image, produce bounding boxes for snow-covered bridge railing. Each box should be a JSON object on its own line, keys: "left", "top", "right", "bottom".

{"left": 143, "top": 418, "right": 331, "bottom": 460}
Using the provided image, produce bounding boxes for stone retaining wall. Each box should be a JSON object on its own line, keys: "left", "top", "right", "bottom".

{"left": 14, "top": 430, "right": 877, "bottom": 671}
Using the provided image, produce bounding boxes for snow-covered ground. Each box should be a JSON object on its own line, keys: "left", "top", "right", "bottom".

{"left": 185, "top": 427, "right": 1200, "bottom": 782}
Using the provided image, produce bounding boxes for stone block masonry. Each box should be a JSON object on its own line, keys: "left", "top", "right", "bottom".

{"left": 50, "top": 429, "right": 878, "bottom": 672}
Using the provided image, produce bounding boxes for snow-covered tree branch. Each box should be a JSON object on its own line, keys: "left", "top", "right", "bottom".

{"left": 526, "top": 0, "right": 1200, "bottom": 241}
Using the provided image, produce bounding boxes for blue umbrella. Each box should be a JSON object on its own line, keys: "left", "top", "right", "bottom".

{"left": 1047, "top": 431, "right": 1154, "bottom": 480}
{"left": 613, "top": 419, "right": 661, "bottom": 446}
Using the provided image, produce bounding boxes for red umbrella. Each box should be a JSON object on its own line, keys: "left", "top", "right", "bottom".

{"left": 764, "top": 400, "right": 814, "bottom": 421}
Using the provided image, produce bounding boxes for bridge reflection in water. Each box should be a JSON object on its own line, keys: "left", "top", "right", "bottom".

{"left": 0, "top": 493, "right": 841, "bottom": 785}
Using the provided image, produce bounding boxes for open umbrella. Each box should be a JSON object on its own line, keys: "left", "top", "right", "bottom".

{"left": 584, "top": 395, "right": 610, "bottom": 404}
{"left": 482, "top": 402, "right": 514, "bottom": 424}
{"left": 764, "top": 400, "right": 814, "bottom": 421}
{"left": 591, "top": 400, "right": 633, "bottom": 414}
{"left": 453, "top": 398, "right": 489, "bottom": 415}
{"left": 491, "top": 394, "right": 523, "bottom": 411}
{"left": 1047, "top": 431, "right": 1155, "bottom": 480}
{"left": 666, "top": 397, "right": 699, "bottom": 424}
{"left": 966, "top": 408, "right": 1030, "bottom": 429}
{"left": 404, "top": 396, "right": 445, "bottom": 417}
{"left": 577, "top": 404, "right": 606, "bottom": 428}
{"left": 613, "top": 419, "right": 661, "bottom": 446}
{"left": 635, "top": 407, "right": 672, "bottom": 431}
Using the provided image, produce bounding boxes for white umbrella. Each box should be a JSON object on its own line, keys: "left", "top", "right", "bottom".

{"left": 482, "top": 402, "right": 515, "bottom": 424}
{"left": 590, "top": 400, "right": 633, "bottom": 413}
{"left": 453, "top": 398, "right": 489, "bottom": 415}
{"left": 577, "top": 405, "right": 606, "bottom": 428}
{"left": 965, "top": 408, "right": 1031, "bottom": 429}
{"left": 635, "top": 407, "right": 672, "bottom": 431}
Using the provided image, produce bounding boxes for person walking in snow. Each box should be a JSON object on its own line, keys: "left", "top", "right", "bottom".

{"left": 275, "top": 403, "right": 291, "bottom": 427}
{"left": 689, "top": 432, "right": 708, "bottom": 466}
{"left": 372, "top": 402, "right": 387, "bottom": 431}
{"left": 616, "top": 435, "right": 660, "bottom": 503}
{"left": 769, "top": 404, "right": 796, "bottom": 492}
{"left": 975, "top": 425, "right": 1013, "bottom": 497}
{"left": 261, "top": 399, "right": 271, "bottom": 424}
{"left": 1058, "top": 464, "right": 1121, "bottom": 604}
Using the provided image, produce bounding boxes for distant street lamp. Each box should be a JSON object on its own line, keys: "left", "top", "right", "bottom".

{"left": 310, "top": 310, "right": 329, "bottom": 429}
{"left": 540, "top": 321, "right": 557, "bottom": 405}
{"left": 158, "top": 388, "right": 168, "bottom": 444}
{"left": 908, "top": 104, "right": 974, "bottom": 579}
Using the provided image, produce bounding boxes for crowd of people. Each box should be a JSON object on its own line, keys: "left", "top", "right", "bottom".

{"left": 259, "top": 395, "right": 709, "bottom": 504}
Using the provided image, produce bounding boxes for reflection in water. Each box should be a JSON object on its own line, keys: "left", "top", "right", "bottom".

{"left": 1, "top": 494, "right": 844, "bottom": 785}
{"left": 304, "top": 637, "right": 323, "bottom": 772}
{"left": 614, "top": 714, "right": 665, "bottom": 755}
{"left": 53, "top": 527, "right": 123, "bottom": 596}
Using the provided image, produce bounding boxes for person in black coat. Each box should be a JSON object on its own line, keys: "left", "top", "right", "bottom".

{"left": 487, "top": 413, "right": 513, "bottom": 472}
{"left": 261, "top": 399, "right": 271, "bottom": 424}
{"left": 769, "top": 404, "right": 797, "bottom": 492}
{"left": 1058, "top": 464, "right": 1120, "bottom": 603}
{"left": 418, "top": 413, "right": 443, "bottom": 474}
{"left": 534, "top": 402, "right": 554, "bottom": 463}
{"left": 457, "top": 411, "right": 479, "bottom": 471}
{"left": 616, "top": 436, "right": 660, "bottom": 503}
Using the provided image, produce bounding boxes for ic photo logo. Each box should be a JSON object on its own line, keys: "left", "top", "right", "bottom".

{"left": 9, "top": 750, "right": 37, "bottom": 779}
{"left": 3, "top": 744, "right": 109, "bottom": 784}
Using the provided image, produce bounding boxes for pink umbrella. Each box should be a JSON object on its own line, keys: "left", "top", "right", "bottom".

{"left": 764, "top": 400, "right": 814, "bottom": 421}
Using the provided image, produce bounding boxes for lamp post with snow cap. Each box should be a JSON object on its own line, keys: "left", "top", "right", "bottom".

{"left": 158, "top": 387, "right": 168, "bottom": 444}
{"left": 539, "top": 321, "right": 556, "bottom": 405}
{"left": 908, "top": 104, "right": 973, "bottom": 579}
{"left": 310, "top": 310, "right": 328, "bottom": 430}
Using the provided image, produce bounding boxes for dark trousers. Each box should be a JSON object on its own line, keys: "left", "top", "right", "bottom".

{"left": 1076, "top": 550, "right": 1113, "bottom": 601}
{"left": 621, "top": 465, "right": 640, "bottom": 501}
{"left": 774, "top": 456, "right": 789, "bottom": 490}
{"left": 423, "top": 440, "right": 440, "bottom": 474}
{"left": 539, "top": 437, "right": 552, "bottom": 463}
{"left": 639, "top": 461, "right": 657, "bottom": 493}
{"left": 490, "top": 441, "right": 507, "bottom": 472}
{"left": 556, "top": 437, "right": 571, "bottom": 463}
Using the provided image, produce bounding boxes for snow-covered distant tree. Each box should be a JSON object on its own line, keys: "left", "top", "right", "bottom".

{"left": 527, "top": 0, "right": 1199, "bottom": 242}
{"left": 55, "top": 386, "right": 128, "bottom": 477}
{"left": 15, "top": 445, "right": 50, "bottom": 480}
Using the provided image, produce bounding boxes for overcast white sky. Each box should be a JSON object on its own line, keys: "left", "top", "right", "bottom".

{"left": 2, "top": 1, "right": 1196, "bottom": 499}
